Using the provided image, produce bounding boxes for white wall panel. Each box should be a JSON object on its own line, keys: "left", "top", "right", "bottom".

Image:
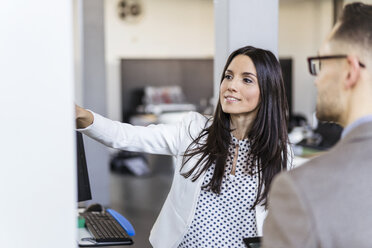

{"left": 0, "top": 1, "right": 76, "bottom": 247}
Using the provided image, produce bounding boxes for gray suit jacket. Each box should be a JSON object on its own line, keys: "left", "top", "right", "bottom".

{"left": 262, "top": 121, "right": 372, "bottom": 248}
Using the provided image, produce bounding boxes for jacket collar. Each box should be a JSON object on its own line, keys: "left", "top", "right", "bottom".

{"left": 338, "top": 120, "right": 372, "bottom": 146}
{"left": 341, "top": 115, "right": 372, "bottom": 138}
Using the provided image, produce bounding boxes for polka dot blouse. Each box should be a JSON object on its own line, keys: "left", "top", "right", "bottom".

{"left": 178, "top": 135, "right": 258, "bottom": 248}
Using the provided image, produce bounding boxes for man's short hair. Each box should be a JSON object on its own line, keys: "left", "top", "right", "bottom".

{"left": 332, "top": 2, "right": 372, "bottom": 51}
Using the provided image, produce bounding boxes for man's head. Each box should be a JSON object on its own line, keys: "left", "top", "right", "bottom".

{"left": 310, "top": 2, "right": 372, "bottom": 126}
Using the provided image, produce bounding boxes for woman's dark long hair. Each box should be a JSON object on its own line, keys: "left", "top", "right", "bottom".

{"left": 181, "top": 46, "right": 290, "bottom": 209}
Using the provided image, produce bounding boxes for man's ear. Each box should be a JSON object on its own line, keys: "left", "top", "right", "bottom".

{"left": 345, "top": 55, "right": 361, "bottom": 89}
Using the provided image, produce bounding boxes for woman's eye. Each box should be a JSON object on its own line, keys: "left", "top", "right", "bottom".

{"left": 243, "top": 78, "right": 253, "bottom": 84}
{"left": 224, "top": 74, "right": 232, "bottom": 80}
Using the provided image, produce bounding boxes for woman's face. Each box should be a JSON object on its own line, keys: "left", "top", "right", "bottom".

{"left": 219, "top": 55, "right": 261, "bottom": 117}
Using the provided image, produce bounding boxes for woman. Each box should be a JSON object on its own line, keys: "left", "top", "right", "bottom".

{"left": 76, "top": 46, "right": 290, "bottom": 248}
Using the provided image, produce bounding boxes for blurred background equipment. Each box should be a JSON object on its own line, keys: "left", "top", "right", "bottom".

{"left": 139, "top": 85, "right": 196, "bottom": 115}
{"left": 120, "top": 58, "right": 213, "bottom": 122}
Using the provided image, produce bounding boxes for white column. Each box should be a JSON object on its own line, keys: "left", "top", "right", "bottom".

{"left": 0, "top": 1, "right": 76, "bottom": 248}
{"left": 78, "top": 0, "right": 111, "bottom": 206}
{"left": 213, "top": 0, "right": 279, "bottom": 100}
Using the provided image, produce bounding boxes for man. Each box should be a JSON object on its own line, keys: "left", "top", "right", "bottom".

{"left": 262, "top": 2, "right": 372, "bottom": 248}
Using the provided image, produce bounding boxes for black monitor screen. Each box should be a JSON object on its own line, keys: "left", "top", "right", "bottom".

{"left": 76, "top": 131, "right": 92, "bottom": 202}
{"left": 279, "top": 58, "right": 293, "bottom": 118}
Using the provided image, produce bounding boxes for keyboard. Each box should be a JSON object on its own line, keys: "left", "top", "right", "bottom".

{"left": 81, "top": 211, "right": 132, "bottom": 243}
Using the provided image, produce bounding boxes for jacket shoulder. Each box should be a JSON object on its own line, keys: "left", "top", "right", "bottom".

{"left": 180, "top": 111, "right": 211, "bottom": 135}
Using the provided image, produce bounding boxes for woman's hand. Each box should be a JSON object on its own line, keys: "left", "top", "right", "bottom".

{"left": 75, "top": 104, "right": 94, "bottom": 129}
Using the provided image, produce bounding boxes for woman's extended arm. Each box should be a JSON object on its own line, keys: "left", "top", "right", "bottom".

{"left": 75, "top": 104, "right": 94, "bottom": 129}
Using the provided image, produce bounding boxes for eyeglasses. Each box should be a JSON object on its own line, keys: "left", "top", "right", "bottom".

{"left": 307, "top": 55, "right": 366, "bottom": 76}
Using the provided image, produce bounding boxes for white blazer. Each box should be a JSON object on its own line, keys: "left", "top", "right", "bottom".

{"left": 80, "top": 111, "right": 267, "bottom": 248}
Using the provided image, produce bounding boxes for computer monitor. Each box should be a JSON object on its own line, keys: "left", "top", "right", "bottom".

{"left": 76, "top": 131, "right": 92, "bottom": 202}
{"left": 279, "top": 58, "right": 293, "bottom": 118}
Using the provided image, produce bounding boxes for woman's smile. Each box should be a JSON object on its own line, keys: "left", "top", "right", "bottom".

{"left": 224, "top": 95, "right": 241, "bottom": 103}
